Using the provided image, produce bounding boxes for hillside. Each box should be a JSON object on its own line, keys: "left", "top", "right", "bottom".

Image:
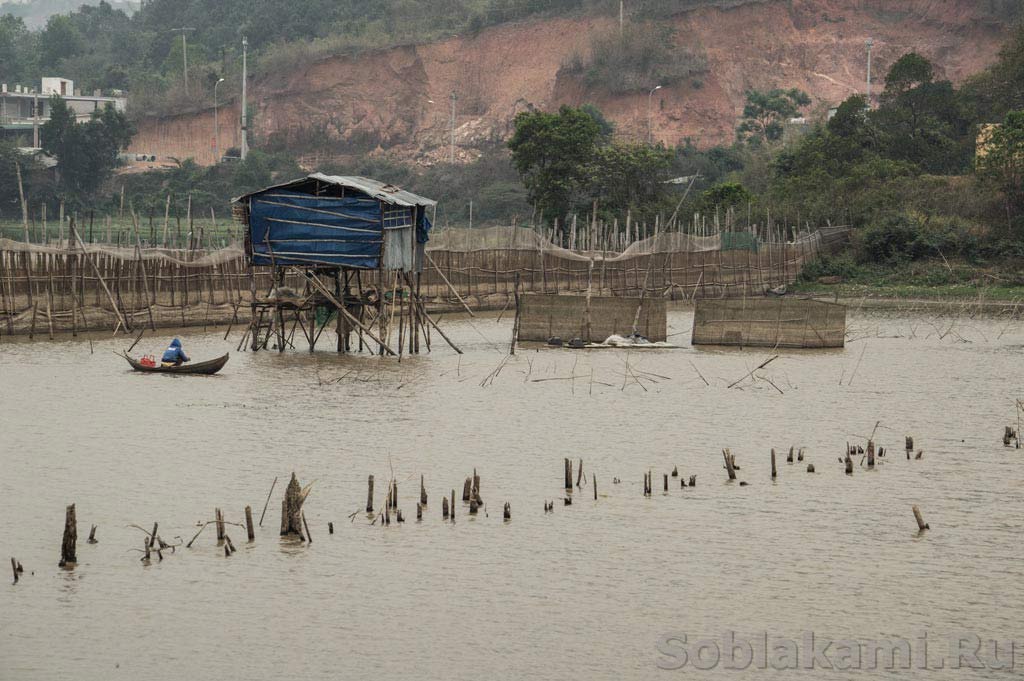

{"left": 126, "top": 0, "right": 1011, "bottom": 166}
{"left": 0, "top": 0, "right": 136, "bottom": 27}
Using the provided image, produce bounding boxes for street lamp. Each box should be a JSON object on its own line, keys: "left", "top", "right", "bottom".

{"left": 648, "top": 85, "right": 662, "bottom": 144}
{"left": 213, "top": 77, "right": 225, "bottom": 164}
{"left": 241, "top": 36, "right": 249, "bottom": 160}
{"left": 866, "top": 38, "right": 874, "bottom": 106}
{"left": 449, "top": 91, "right": 458, "bottom": 163}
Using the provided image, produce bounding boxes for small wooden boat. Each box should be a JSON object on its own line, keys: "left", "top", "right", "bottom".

{"left": 123, "top": 352, "right": 229, "bottom": 375}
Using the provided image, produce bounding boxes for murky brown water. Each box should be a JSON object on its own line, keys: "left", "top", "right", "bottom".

{"left": 2, "top": 305, "right": 1022, "bottom": 679}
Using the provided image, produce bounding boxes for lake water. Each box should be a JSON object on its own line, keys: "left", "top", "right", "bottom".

{"left": 1, "top": 305, "right": 1022, "bottom": 679}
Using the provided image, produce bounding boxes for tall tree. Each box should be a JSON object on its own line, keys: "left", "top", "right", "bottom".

{"left": 873, "top": 53, "right": 969, "bottom": 173}
{"left": 507, "top": 106, "right": 602, "bottom": 219}
{"left": 41, "top": 96, "right": 135, "bottom": 203}
{"left": 736, "top": 88, "right": 810, "bottom": 144}
{"left": 976, "top": 110, "right": 1024, "bottom": 229}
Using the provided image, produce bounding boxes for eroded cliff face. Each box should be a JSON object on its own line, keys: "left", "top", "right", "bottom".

{"left": 129, "top": 0, "right": 1010, "bottom": 166}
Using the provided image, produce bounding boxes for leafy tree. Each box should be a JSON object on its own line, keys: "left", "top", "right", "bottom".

{"left": 588, "top": 141, "right": 673, "bottom": 217}
{"left": 0, "top": 140, "right": 51, "bottom": 221}
{"left": 40, "top": 96, "right": 135, "bottom": 203}
{"left": 0, "top": 15, "right": 36, "bottom": 84}
{"left": 976, "top": 110, "right": 1024, "bottom": 228}
{"left": 736, "top": 88, "right": 810, "bottom": 144}
{"left": 962, "top": 24, "right": 1024, "bottom": 122}
{"left": 873, "top": 53, "right": 970, "bottom": 173}
{"left": 38, "top": 14, "right": 83, "bottom": 71}
{"left": 879, "top": 52, "right": 934, "bottom": 101}
{"left": 697, "top": 182, "right": 751, "bottom": 213}
{"left": 507, "top": 106, "right": 602, "bottom": 218}
{"left": 579, "top": 103, "right": 615, "bottom": 141}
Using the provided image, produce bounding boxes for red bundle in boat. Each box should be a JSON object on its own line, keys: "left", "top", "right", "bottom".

{"left": 140, "top": 355, "right": 157, "bottom": 367}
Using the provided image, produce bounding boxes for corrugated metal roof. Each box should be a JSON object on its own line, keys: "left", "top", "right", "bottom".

{"left": 307, "top": 173, "right": 436, "bottom": 207}
{"left": 233, "top": 173, "right": 436, "bottom": 207}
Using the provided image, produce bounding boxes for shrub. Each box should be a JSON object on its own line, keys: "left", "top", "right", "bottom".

{"left": 579, "top": 23, "right": 707, "bottom": 94}
{"left": 856, "top": 213, "right": 927, "bottom": 263}
{"left": 798, "top": 253, "right": 862, "bottom": 282}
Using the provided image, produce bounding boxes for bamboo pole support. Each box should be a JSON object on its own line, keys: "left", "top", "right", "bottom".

{"left": 366, "top": 475, "right": 374, "bottom": 512}
{"left": 723, "top": 449, "right": 736, "bottom": 480}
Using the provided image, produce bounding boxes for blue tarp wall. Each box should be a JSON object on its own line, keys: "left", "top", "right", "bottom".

{"left": 247, "top": 189, "right": 431, "bottom": 269}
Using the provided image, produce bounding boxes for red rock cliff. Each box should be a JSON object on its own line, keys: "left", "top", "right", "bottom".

{"left": 129, "top": 0, "right": 1010, "bottom": 166}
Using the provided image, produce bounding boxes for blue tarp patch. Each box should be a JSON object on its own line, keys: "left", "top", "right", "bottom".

{"left": 248, "top": 191, "right": 383, "bottom": 268}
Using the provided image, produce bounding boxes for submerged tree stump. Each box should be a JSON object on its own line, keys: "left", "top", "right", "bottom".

{"left": 280, "top": 473, "right": 310, "bottom": 540}
{"left": 723, "top": 449, "right": 736, "bottom": 481}
{"left": 59, "top": 503, "right": 77, "bottom": 567}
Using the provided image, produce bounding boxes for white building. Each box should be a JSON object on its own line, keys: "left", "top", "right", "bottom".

{"left": 0, "top": 77, "right": 127, "bottom": 147}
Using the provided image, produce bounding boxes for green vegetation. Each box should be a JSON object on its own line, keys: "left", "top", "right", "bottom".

{"left": 565, "top": 23, "right": 707, "bottom": 94}
{"left": 508, "top": 105, "right": 673, "bottom": 222}
{"left": 3, "top": 1, "right": 1024, "bottom": 303}
{"left": 736, "top": 88, "right": 811, "bottom": 144}
{"left": 41, "top": 96, "right": 134, "bottom": 200}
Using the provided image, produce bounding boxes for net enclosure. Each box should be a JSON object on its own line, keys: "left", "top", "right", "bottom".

{"left": 233, "top": 173, "right": 435, "bottom": 271}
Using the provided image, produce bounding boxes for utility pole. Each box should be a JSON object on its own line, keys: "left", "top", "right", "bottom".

{"left": 32, "top": 91, "right": 39, "bottom": 148}
{"left": 620, "top": 0, "right": 624, "bottom": 37}
{"left": 449, "top": 91, "right": 457, "bottom": 163}
{"left": 241, "top": 36, "right": 249, "bottom": 160}
{"left": 169, "top": 28, "right": 195, "bottom": 95}
{"left": 866, "top": 37, "right": 874, "bottom": 106}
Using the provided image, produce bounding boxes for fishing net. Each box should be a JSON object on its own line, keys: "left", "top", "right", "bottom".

{"left": 0, "top": 238, "right": 245, "bottom": 267}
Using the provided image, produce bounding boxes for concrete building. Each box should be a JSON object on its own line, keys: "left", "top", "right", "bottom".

{"left": 0, "top": 77, "right": 127, "bottom": 146}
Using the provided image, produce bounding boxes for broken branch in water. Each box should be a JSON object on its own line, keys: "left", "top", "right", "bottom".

{"left": 688, "top": 360, "right": 709, "bottom": 386}
{"left": 728, "top": 355, "right": 779, "bottom": 389}
{"left": 186, "top": 519, "right": 246, "bottom": 548}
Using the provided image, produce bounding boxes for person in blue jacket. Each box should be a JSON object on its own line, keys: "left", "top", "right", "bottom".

{"left": 161, "top": 338, "right": 191, "bottom": 367}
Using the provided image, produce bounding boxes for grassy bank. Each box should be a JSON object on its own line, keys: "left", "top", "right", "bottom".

{"left": 791, "top": 256, "right": 1024, "bottom": 302}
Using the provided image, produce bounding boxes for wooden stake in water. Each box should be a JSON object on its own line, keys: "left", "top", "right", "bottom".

{"left": 58, "top": 504, "right": 77, "bottom": 568}
{"left": 912, "top": 505, "right": 929, "bottom": 531}
{"left": 245, "top": 506, "right": 255, "bottom": 542}
{"left": 771, "top": 449, "right": 777, "bottom": 479}
{"left": 366, "top": 475, "right": 374, "bottom": 513}
{"left": 723, "top": 449, "right": 736, "bottom": 481}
